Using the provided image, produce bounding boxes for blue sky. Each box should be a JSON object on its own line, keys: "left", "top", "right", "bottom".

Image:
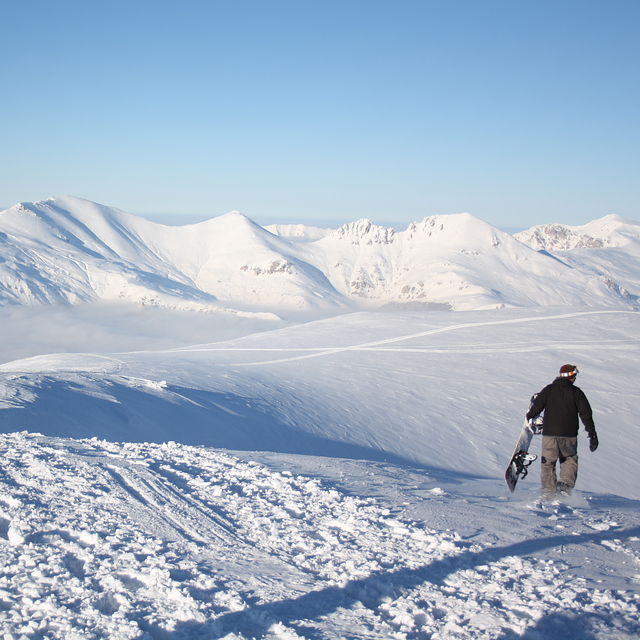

{"left": 2, "top": 1, "right": 638, "bottom": 229}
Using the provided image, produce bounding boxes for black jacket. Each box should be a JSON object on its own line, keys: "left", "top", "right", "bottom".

{"left": 526, "top": 377, "right": 596, "bottom": 438}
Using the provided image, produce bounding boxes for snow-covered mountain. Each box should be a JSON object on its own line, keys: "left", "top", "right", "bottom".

{"left": 514, "top": 214, "right": 640, "bottom": 251}
{"left": 299, "top": 214, "right": 635, "bottom": 309}
{"left": 263, "top": 222, "right": 333, "bottom": 242}
{"left": 516, "top": 215, "right": 640, "bottom": 300}
{"left": 0, "top": 196, "right": 341, "bottom": 316}
{"left": 0, "top": 196, "right": 637, "bottom": 314}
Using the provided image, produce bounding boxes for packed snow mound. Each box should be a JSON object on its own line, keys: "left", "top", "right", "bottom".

{"left": 0, "top": 196, "right": 637, "bottom": 312}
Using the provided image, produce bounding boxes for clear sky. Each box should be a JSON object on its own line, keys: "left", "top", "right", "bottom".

{"left": 2, "top": 0, "right": 638, "bottom": 229}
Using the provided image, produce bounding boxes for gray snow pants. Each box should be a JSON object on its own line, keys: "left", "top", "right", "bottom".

{"left": 541, "top": 436, "right": 578, "bottom": 497}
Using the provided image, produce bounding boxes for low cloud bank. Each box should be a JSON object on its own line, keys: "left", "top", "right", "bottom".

{"left": 0, "top": 302, "right": 284, "bottom": 365}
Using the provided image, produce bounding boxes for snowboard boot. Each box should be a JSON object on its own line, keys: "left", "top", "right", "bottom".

{"left": 556, "top": 482, "right": 572, "bottom": 497}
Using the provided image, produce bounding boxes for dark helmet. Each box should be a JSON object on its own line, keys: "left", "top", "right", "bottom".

{"left": 559, "top": 364, "right": 579, "bottom": 378}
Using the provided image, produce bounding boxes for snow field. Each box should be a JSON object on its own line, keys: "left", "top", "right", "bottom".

{"left": 1, "top": 307, "right": 639, "bottom": 500}
{"left": 0, "top": 433, "right": 638, "bottom": 639}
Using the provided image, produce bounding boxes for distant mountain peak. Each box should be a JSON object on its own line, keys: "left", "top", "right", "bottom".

{"left": 217, "top": 209, "right": 246, "bottom": 219}
{"left": 332, "top": 219, "right": 395, "bottom": 245}
{"left": 514, "top": 214, "right": 640, "bottom": 252}
{"left": 515, "top": 224, "right": 604, "bottom": 251}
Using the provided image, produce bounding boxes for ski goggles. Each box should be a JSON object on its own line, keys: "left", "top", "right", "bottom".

{"left": 559, "top": 366, "right": 579, "bottom": 377}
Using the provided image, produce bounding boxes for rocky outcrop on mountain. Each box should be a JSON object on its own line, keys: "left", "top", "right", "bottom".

{"left": 515, "top": 224, "right": 604, "bottom": 251}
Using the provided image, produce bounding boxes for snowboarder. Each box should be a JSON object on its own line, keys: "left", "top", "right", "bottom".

{"left": 526, "top": 364, "right": 598, "bottom": 499}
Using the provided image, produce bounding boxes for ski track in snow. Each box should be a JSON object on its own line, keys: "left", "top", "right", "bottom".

{"left": 0, "top": 433, "right": 638, "bottom": 640}
{"left": 175, "top": 309, "right": 636, "bottom": 366}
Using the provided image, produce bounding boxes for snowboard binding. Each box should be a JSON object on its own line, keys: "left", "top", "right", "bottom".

{"left": 511, "top": 450, "right": 538, "bottom": 480}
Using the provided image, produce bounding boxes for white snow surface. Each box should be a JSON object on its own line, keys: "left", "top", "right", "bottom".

{"left": 0, "top": 307, "right": 639, "bottom": 639}
{"left": 1, "top": 197, "right": 640, "bottom": 638}
{"left": 263, "top": 223, "right": 333, "bottom": 242}
{"left": 1, "top": 432, "right": 638, "bottom": 640}
{"left": 1, "top": 196, "right": 638, "bottom": 314}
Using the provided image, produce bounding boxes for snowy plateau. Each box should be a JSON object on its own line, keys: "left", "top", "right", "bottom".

{"left": 0, "top": 195, "right": 638, "bottom": 640}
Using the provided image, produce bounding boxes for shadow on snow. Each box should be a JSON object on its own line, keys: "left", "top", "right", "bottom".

{"left": 150, "top": 525, "right": 640, "bottom": 640}
{"left": 0, "top": 375, "right": 430, "bottom": 470}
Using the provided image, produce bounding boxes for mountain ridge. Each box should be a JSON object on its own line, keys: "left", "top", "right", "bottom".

{"left": 0, "top": 195, "right": 637, "bottom": 314}
{"left": 514, "top": 215, "right": 640, "bottom": 300}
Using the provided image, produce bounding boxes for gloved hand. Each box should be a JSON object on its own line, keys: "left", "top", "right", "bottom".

{"left": 589, "top": 433, "right": 599, "bottom": 452}
{"left": 528, "top": 416, "right": 543, "bottom": 434}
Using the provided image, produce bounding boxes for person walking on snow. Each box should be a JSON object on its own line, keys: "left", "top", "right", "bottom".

{"left": 526, "top": 364, "right": 599, "bottom": 499}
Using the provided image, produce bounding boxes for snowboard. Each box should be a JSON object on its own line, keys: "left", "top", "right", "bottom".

{"left": 505, "top": 420, "right": 537, "bottom": 492}
{"left": 505, "top": 395, "right": 543, "bottom": 492}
